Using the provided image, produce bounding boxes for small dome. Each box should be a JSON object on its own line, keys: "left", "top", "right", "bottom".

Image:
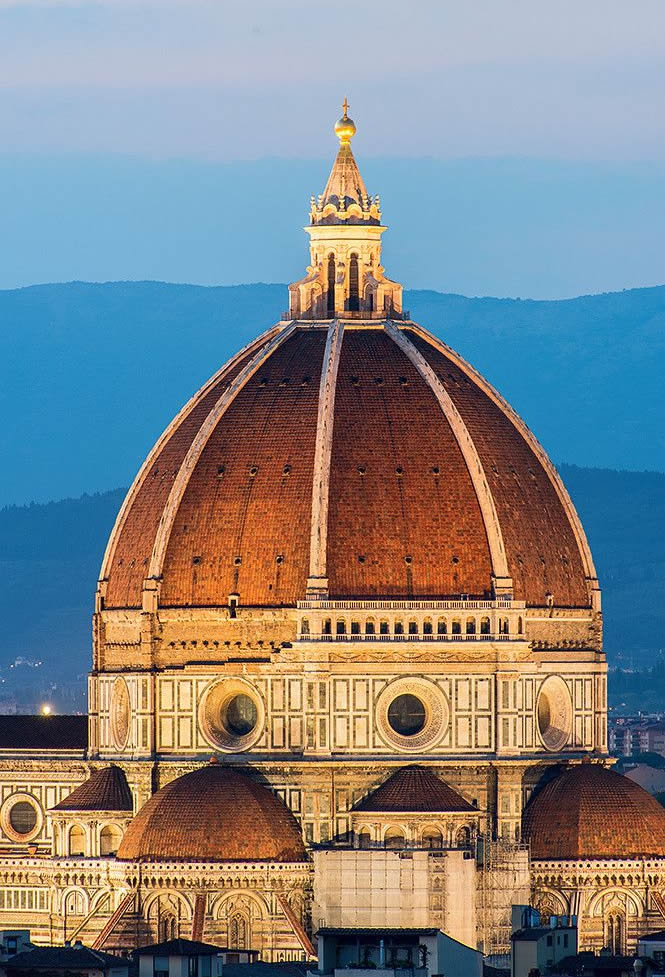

{"left": 523, "top": 764, "right": 665, "bottom": 860}
{"left": 354, "top": 765, "right": 476, "bottom": 813}
{"left": 52, "top": 765, "right": 132, "bottom": 812}
{"left": 117, "top": 765, "right": 306, "bottom": 862}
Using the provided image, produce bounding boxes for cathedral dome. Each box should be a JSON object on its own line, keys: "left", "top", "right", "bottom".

{"left": 100, "top": 321, "right": 595, "bottom": 611}
{"left": 522, "top": 764, "right": 665, "bottom": 860}
{"left": 116, "top": 765, "right": 306, "bottom": 862}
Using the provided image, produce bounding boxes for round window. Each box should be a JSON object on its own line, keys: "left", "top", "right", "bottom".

{"left": 388, "top": 694, "right": 427, "bottom": 736}
{"left": 223, "top": 694, "right": 258, "bottom": 737}
{"left": 9, "top": 801, "right": 37, "bottom": 837}
{"left": 199, "top": 679, "right": 264, "bottom": 753}
{"left": 536, "top": 676, "right": 573, "bottom": 752}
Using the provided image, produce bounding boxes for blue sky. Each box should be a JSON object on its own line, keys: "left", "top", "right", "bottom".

{"left": 0, "top": 0, "right": 664, "bottom": 296}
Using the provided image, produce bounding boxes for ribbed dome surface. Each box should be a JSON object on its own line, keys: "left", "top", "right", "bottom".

{"left": 523, "top": 764, "right": 665, "bottom": 860}
{"left": 117, "top": 765, "right": 306, "bottom": 862}
{"left": 354, "top": 766, "right": 476, "bottom": 813}
{"left": 102, "top": 322, "right": 593, "bottom": 609}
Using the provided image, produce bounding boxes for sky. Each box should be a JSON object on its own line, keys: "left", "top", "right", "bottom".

{"left": 0, "top": 0, "right": 664, "bottom": 295}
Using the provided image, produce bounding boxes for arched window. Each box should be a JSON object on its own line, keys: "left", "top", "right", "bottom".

{"left": 159, "top": 912, "right": 177, "bottom": 942}
{"left": 422, "top": 829, "right": 443, "bottom": 849}
{"left": 301, "top": 618, "right": 310, "bottom": 636}
{"left": 336, "top": 619, "right": 346, "bottom": 635}
{"left": 394, "top": 620, "right": 404, "bottom": 635}
{"left": 452, "top": 619, "right": 461, "bottom": 635}
{"left": 466, "top": 617, "right": 476, "bottom": 635}
{"left": 229, "top": 912, "right": 249, "bottom": 949}
{"left": 456, "top": 826, "right": 471, "bottom": 848}
{"left": 327, "top": 254, "right": 335, "bottom": 313}
{"left": 63, "top": 890, "right": 85, "bottom": 916}
{"left": 408, "top": 620, "right": 418, "bottom": 635}
{"left": 365, "top": 284, "right": 375, "bottom": 313}
{"left": 518, "top": 616, "right": 524, "bottom": 634}
{"left": 349, "top": 254, "right": 360, "bottom": 311}
{"left": 384, "top": 827, "right": 405, "bottom": 850}
{"left": 99, "top": 824, "right": 122, "bottom": 856}
{"left": 365, "top": 619, "right": 376, "bottom": 636}
{"left": 380, "top": 620, "right": 389, "bottom": 635}
{"left": 437, "top": 618, "right": 447, "bottom": 635}
{"left": 323, "top": 618, "right": 332, "bottom": 635}
{"left": 358, "top": 831, "right": 371, "bottom": 850}
{"left": 480, "top": 616, "right": 491, "bottom": 635}
{"left": 69, "top": 825, "right": 85, "bottom": 857}
{"left": 351, "top": 620, "right": 361, "bottom": 635}
{"left": 606, "top": 913, "right": 624, "bottom": 955}
{"left": 423, "top": 619, "right": 433, "bottom": 636}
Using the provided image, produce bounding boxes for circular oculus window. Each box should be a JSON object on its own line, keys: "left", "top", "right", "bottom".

{"left": 1, "top": 794, "right": 42, "bottom": 843}
{"left": 536, "top": 675, "right": 573, "bottom": 752}
{"left": 110, "top": 677, "right": 131, "bottom": 750}
{"left": 199, "top": 679, "right": 264, "bottom": 752}
{"left": 376, "top": 678, "right": 449, "bottom": 752}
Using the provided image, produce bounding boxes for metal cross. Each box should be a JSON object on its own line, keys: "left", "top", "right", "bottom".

{"left": 342, "top": 97, "right": 349, "bottom": 117}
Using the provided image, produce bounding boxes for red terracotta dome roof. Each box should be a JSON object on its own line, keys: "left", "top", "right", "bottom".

{"left": 522, "top": 764, "right": 665, "bottom": 860}
{"left": 52, "top": 765, "right": 133, "bottom": 812}
{"left": 101, "top": 322, "right": 595, "bottom": 610}
{"left": 354, "top": 766, "right": 476, "bottom": 813}
{"left": 116, "top": 765, "right": 306, "bottom": 862}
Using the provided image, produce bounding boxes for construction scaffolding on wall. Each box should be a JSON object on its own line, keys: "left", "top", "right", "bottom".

{"left": 477, "top": 835, "right": 530, "bottom": 958}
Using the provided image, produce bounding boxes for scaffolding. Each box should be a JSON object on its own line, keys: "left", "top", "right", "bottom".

{"left": 477, "top": 834, "right": 530, "bottom": 959}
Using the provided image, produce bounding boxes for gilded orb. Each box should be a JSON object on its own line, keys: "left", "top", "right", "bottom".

{"left": 334, "top": 100, "right": 356, "bottom": 143}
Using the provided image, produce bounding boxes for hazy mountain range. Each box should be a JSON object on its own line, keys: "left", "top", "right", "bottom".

{"left": 0, "top": 466, "right": 663, "bottom": 707}
{"left": 1, "top": 281, "right": 664, "bottom": 510}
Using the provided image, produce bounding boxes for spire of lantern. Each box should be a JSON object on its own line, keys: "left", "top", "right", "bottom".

{"left": 287, "top": 103, "right": 402, "bottom": 320}
{"left": 311, "top": 99, "right": 380, "bottom": 226}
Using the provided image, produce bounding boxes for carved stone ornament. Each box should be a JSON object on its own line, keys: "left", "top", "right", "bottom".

{"left": 536, "top": 675, "right": 573, "bottom": 752}
{"left": 375, "top": 677, "right": 449, "bottom": 753}
{"left": 110, "top": 677, "right": 131, "bottom": 750}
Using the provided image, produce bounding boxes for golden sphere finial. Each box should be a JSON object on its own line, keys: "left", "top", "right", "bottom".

{"left": 335, "top": 97, "right": 356, "bottom": 144}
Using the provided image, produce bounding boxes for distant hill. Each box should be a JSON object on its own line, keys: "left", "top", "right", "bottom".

{"left": 0, "top": 281, "right": 664, "bottom": 508}
{"left": 0, "top": 467, "right": 662, "bottom": 704}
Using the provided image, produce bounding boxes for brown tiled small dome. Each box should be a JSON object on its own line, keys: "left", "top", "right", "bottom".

{"left": 117, "top": 765, "right": 306, "bottom": 863}
{"left": 354, "top": 765, "right": 476, "bottom": 813}
{"left": 52, "top": 765, "right": 133, "bottom": 812}
{"left": 523, "top": 764, "right": 665, "bottom": 860}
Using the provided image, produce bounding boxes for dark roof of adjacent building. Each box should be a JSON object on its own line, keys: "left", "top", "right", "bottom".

{"left": 0, "top": 715, "right": 87, "bottom": 751}
{"left": 132, "top": 940, "right": 230, "bottom": 957}
{"left": 353, "top": 766, "right": 476, "bottom": 813}
{"left": 522, "top": 763, "right": 665, "bottom": 859}
{"left": 639, "top": 929, "right": 665, "bottom": 941}
{"left": 7, "top": 945, "right": 125, "bottom": 971}
{"left": 117, "top": 764, "right": 306, "bottom": 863}
{"left": 52, "top": 765, "right": 133, "bottom": 812}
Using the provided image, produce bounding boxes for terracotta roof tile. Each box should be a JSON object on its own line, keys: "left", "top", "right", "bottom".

{"left": 117, "top": 764, "right": 306, "bottom": 862}
{"left": 354, "top": 766, "right": 476, "bottom": 813}
{"left": 52, "top": 765, "right": 133, "bottom": 812}
{"left": 523, "top": 764, "right": 665, "bottom": 859}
